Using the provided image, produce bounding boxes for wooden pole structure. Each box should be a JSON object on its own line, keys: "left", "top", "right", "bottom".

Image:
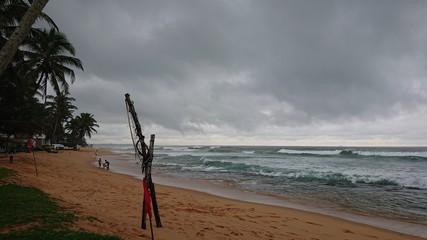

{"left": 124, "top": 93, "right": 162, "bottom": 233}
{"left": 141, "top": 134, "right": 162, "bottom": 229}
{"left": 148, "top": 134, "right": 162, "bottom": 227}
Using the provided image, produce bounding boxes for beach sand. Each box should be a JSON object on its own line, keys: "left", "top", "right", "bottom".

{"left": 1, "top": 148, "right": 425, "bottom": 240}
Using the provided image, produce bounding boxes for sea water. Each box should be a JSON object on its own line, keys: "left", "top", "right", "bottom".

{"left": 95, "top": 144, "right": 427, "bottom": 236}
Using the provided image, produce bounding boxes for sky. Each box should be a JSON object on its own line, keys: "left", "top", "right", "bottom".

{"left": 41, "top": 0, "right": 427, "bottom": 146}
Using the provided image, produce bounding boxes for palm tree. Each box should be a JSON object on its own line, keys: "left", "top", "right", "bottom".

{"left": 0, "top": 0, "right": 55, "bottom": 149}
{"left": 66, "top": 113, "right": 99, "bottom": 147}
{"left": 0, "top": 64, "right": 47, "bottom": 135}
{"left": 22, "top": 27, "right": 83, "bottom": 98}
{"left": 64, "top": 117, "right": 79, "bottom": 145}
{"left": 1, "top": 0, "right": 57, "bottom": 110}
{"left": 75, "top": 113, "right": 99, "bottom": 139}
{"left": 0, "top": 0, "right": 56, "bottom": 35}
{"left": 45, "top": 90, "right": 77, "bottom": 143}
{"left": 0, "top": 0, "right": 50, "bottom": 76}
{"left": 1, "top": 0, "right": 57, "bottom": 92}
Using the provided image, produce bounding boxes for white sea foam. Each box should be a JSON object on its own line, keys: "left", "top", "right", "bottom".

{"left": 242, "top": 150, "right": 255, "bottom": 154}
{"left": 277, "top": 148, "right": 341, "bottom": 155}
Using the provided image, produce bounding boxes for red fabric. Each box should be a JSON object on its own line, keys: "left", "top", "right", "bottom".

{"left": 143, "top": 178, "right": 153, "bottom": 218}
{"left": 28, "top": 139, "right": 33, "bottom": 150}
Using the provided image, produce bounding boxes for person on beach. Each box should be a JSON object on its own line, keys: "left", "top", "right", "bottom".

{"left": 104, "top": 159, "right": 110, "bottom": 170}
{"left": 98, "top": 158, "right": 102, "bottom": 168}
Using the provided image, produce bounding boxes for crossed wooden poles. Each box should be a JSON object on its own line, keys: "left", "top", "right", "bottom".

{"left": 125, "top": 93, "right": 162, "bottom": 233}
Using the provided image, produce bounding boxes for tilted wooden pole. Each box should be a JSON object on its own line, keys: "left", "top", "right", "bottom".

{"left": 125, "top": 93, "right": 162, "bottom": 231}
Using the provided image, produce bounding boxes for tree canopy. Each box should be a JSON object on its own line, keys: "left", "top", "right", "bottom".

{"left": 0, "top": 0, "right": 97, "bottom": 149}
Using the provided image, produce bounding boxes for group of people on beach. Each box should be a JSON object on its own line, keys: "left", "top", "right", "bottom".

{"left": 98, "top": 157, "right": 110, "bottom": 170}
{"left": 95, "top": 150, "right": 110, "bottom": 170}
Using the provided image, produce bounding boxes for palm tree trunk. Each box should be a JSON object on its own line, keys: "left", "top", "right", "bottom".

{"left": 35, "top": 72, "right": 47, "bottom": 97}
{"left": 51, "top": 113, "right": 60, "bottom": 144}
{"left": 0, "top": 0, "right": 50, "bottom": 76}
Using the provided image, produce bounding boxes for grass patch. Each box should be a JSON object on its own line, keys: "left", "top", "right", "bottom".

{"left": 1, "top": 229, "right": 121, "bottom": 240}
{"left": 0, "top": 167, "right": 14, "bottom": 182}
{"left": 0, "top": 167, "right": 121, "bottom": 239}
{"left": 0, "top": 184, "right": 75, "bottom": 228}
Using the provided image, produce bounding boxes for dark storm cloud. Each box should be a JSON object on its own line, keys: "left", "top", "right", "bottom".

{"left": 245, "top": 1, "right": 427, "bottom": 121}
{"left": 42, "top": 0, "right": 427, "bottom": 145}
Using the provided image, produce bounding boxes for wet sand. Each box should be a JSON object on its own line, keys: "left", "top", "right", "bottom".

{"left": 1, "top": 148, "right": 425, "bottom": 240}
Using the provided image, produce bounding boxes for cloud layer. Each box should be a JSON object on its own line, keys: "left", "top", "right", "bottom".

{"left": 42, "top": 0, "right": 427, "bottom": 146}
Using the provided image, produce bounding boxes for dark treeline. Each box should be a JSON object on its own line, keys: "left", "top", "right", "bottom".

{"left": 0, "top": 0, "right": 98, "bottom": 149}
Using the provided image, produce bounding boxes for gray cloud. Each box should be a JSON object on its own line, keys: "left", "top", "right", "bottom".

{"left": 42, "top": 0, "right": 427, "bottom": 145}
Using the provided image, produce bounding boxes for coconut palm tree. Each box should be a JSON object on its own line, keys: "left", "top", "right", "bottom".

{"left": 75, "top": 113, "right": 99, "bottom": 139}
{"left": 1, "top": 0, "right": 56, "bottom": 90}
{"left": 0, "top": 63, "right": 47, "bottom": 137}
{"left": 0, "top": 0, "right": 50, "bottom": 76}
{"left": 22, "top": 27, "right": 83, "bottom": 98}
{"left": 45, "top": 90, "right": 77, "bottom": 143}
{"left": 0, "top": 0, "right": 57, "bottom": 108}
{"left": 0, "top": 0, "right": 56, "bottom": 34}
{"left": 66, "top": 113, "right": 99, "bottom": 147}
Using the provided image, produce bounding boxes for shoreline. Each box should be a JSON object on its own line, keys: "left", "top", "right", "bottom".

{"left": 149, "top": 176, "right": 427, "bottom": 238}
{"left": 1, "top": 148, "right": 426, "bottom": 240}
{"left": 103, "top": 156, "right": 427, "bottom": 238}
{"left": 99, "top": 151, "right": 427, "bottom": 238}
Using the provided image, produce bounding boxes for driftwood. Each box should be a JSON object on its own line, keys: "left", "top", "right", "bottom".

{"left": 125, "top": 93, "right": 162, "bottom": 231}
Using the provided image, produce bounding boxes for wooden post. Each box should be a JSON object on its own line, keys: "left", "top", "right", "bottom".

{"left": 141, "top": 134, "right": 162, "bottom": 229}
{"left": 149, "top": 134, "right": 162, "bottom": 227}
{"left": 141, "top": 198, "right": 147, "bottom": 229}
{"left": 150, "top": 180, "right": 162, "bottom": 227}
{"left": 125, "top": 94, "right": 162, "bottom": 231}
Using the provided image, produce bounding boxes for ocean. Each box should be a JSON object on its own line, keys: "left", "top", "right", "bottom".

{"left": 94, "top": 144, "right": 427, "bottom": 237}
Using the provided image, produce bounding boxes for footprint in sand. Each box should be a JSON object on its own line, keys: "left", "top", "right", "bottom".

{"left": 195, "top": 227, "right": 214, "bottom": 237}
{"left": 343, "top": 229, "right": 355, "bottom": 234}
{"left": 230, "top": 230, "right": 243, "bottom": 236}
{"left": 306, "top": 221, "right": 323, "bottom": 226}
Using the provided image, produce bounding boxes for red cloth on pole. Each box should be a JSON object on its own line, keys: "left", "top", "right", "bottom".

{"left": 28, "top": 139, "right": 33, "bottom": 150}
{"left": 143, "top": 177, "right": 153, "bottom": 218}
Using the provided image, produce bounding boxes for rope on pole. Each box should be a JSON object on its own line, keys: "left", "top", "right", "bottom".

{"left": 125, "top": 93, "right": 162, "bottom": 240}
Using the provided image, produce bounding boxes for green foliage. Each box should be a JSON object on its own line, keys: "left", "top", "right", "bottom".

{"left": 0, "top": 167, "right": 14, "bottom": 182}
{"left": 0, "top": 70, "right": 49, "bottom": 136}
{"left": 22, "top": 27, "right": 84, "bottom": 97}
{"left": 0, "top": 1, "right": 98, "bottom": 146}
{"left": 66, "top": 113, "right": 99, "bottom": 147}
{"left": 0, "top": 229, "right": 121, "bottom": 240}
{"left": 44, "top": 91, "right": 77, "bottom": 143}
{"left": 0, "top": 167, "right": 120, "bottom": 239}
{"left": 0, "top": 184, "right": 75, "bottom": 228}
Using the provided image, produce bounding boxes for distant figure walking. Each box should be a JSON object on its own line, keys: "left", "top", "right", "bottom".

{"left": 98, "top": 158, "right": 102, "bottom": 168}
{"left": 103, "top": 159, "right": 110, "bottom": 170}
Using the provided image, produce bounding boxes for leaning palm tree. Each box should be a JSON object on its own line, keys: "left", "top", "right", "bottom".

{"left": 0, "top": 0, "right": 50, "bottom": 76}
{"left": 45, "top": 90, "right": 77, "bottom": 143}
{"left": 0, "top": 0, "right": 56, "bottom": 35}
{"left": 1, "top": 0, "right": 56, "bottom": 85}
{"left": 22, "top": 27, "right": 83, "bottom": 97}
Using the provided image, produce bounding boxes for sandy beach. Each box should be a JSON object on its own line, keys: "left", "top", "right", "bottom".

{"left": 1, "top": 148, "right": 425, "bottom": 240}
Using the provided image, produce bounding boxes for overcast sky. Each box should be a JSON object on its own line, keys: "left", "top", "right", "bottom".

{"left": 42, "top": 0, "right": 427, "bottom": 146}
